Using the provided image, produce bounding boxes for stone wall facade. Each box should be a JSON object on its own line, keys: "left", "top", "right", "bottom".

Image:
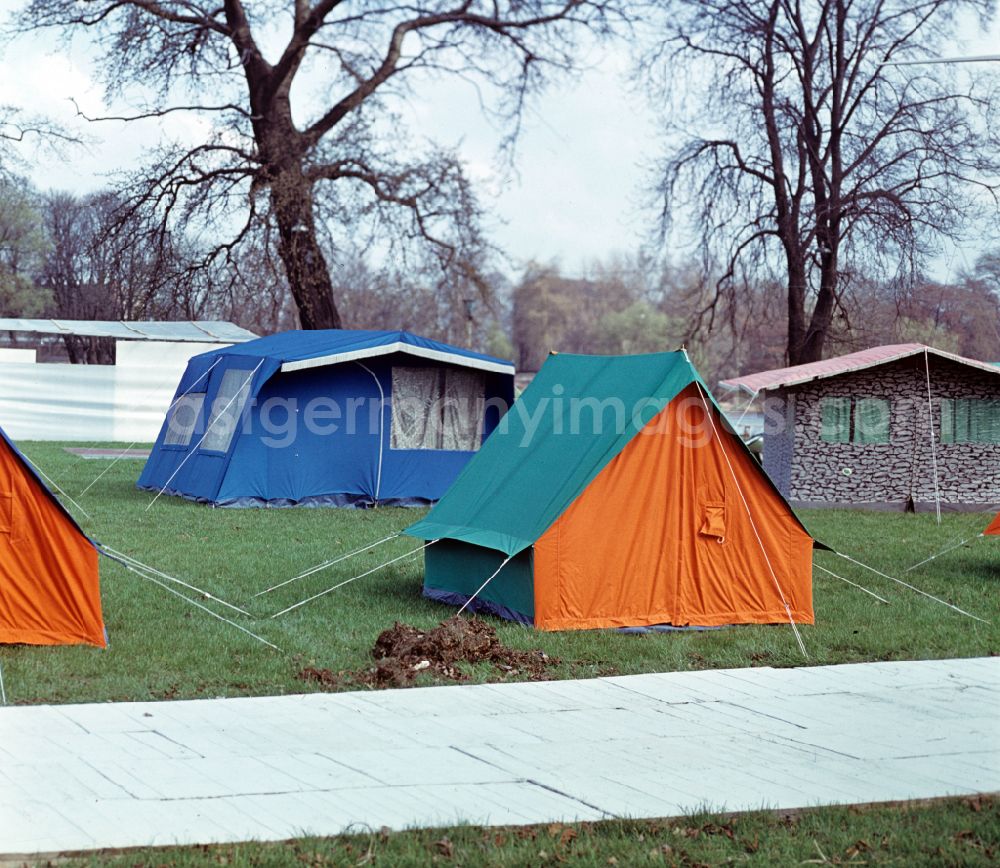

{"left": 760, "top": 355, "right": 1000, "bottom": 511}
{"left": 761, "top": 387, "right": 794, "bottom": 497}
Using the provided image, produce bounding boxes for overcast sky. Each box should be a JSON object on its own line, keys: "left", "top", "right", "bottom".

{"left": 1, "top": 7, "right": 998, "bottom": 279}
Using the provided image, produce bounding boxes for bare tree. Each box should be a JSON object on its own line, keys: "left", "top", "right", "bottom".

{"left": 1, "top": 104, "right": 81, "bottom": 183}
{"left": 19, "top": 0, "right": 620, "bottom": 330}
{"left": 40, "top": 190, "right": 228, "bottom": 359}
{"left": 41, "top": 192, "right": 112, "bottom": 361}
{"left": 0, "top": 178, "right": 49, "bottom": 316}
{"left": 0, "top": 105, "right": 69, "bottom": 153}
{"left": 650, "top": 0, "right": 1000, "bottom": 365}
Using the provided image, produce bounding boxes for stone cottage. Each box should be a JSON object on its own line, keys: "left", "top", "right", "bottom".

{"left": 719, "top": 344, "right": 1000, "bottom": 512}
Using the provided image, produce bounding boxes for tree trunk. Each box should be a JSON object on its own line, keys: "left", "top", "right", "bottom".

{"left": 798, "top": 307, "right": 830, "bottom": 363}
{"left": 785, "top": 249, "right": 810, "bottom": 365}
{"left": 786, "top": 243, "right": 840, "bottom": 365}
{"left": 798, "top": 253, "right": 838, "bottom": 363}
{"left": 271, "top": 170, "right": 342, "bottom": 330}
{"left": 63, "top": 335, "right": 83, "bottom": 364}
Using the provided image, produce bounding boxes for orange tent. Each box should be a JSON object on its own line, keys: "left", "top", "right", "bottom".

{"left": 532, "top": 385, "right": 814, "bottom": 629}
{"left": 0, "top": 426, "right": 105, "bottom": 647}
{"left": 985, "top": 514, "right": 1000, "bottom": 536}
{"left": 408, "top": 352, "right": 815, "bottom": 631}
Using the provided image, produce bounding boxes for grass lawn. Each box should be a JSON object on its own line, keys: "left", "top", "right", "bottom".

{"left": 52, "top": 797, "right": 1000, "bottom": 866}
{"left": 2, "top": 441, "right": 998, "bottom": 705}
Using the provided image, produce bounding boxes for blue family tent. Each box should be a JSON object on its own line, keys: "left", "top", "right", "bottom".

{"left": 137, "top": 330, "right": 515, "bottom": 507}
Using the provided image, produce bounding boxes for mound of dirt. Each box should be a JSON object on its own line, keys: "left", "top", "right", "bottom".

{"left": 297, "top": 616, "right": 555, "bottom": 690}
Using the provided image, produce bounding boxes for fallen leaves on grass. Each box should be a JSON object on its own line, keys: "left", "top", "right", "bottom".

{"left": 844, "top": 838, "right": 871, "bottom": 858}
{"left": 672, "top": 822, "right": 736, "bottom": 840}
{"left": 433, "top": 836, "right": 454, "bottom": 858}
{"left": 963, "top": 794, "right": 993, "bottom": 812}
{"left": 297, "top": 616, "right": 557, "bottom": 689}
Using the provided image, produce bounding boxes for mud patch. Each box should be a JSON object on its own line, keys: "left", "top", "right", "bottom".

{"left": 297, "top": 616, "right": 556, "bottom": 689}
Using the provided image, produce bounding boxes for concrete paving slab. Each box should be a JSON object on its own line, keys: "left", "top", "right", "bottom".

{"left": 1, "top": 657, "right": 998, "bottom": 855}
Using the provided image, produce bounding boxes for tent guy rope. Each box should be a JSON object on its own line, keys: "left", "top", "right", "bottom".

{"left": 456, "top": 556, "right": 513, "bottom": 616}
{"left": 112, "top": 558, "right": 281, "bottom": 651}
{"left": 254, "top": 532, "right": 402, "bottom": 598}
{"left": 813, "top": 561, "right": 890, "bottom": 604}
{"left": 727, "top": 389, "right": 759, "bottom": 434}
{"left": 98, "top": 544, "right": 251, "bottom": 617}
{"left": 270, "top": 541, "right": 437, "bottom": 619}
{"left": 693, "top": 379, "right": 808, "bottom": 659}
{"left": 20, "top": 455, "right": 92, "bottom": 521}
{"left": 904, "top": 534, "right": 984, "bottom": 573}
{"left": 835, "top": 552, "right": 989, "bottom": 623}
{"left": 923, "top": 349, "right": 942, "bottom": 524}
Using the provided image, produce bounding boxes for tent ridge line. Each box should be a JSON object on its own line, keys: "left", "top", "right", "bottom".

{"left": 280, "top": 342, "right": 514, "bottom": 376}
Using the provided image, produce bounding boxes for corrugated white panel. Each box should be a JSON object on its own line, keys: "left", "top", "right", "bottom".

{"left": 0, "top": 319, "right": 256, "bottom": 342}
{"left": 0, "top": 361, "right": 189, "bottom": 441}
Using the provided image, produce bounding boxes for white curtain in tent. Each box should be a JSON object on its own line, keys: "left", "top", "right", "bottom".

{"left": 441, "top": 369, "right": 485, "bottom": 451}
{"left": 391, "top": 367, "right": 443, "bottom": 450}
{"left": 390, "top": 367, "right": 485, "bottom": 451}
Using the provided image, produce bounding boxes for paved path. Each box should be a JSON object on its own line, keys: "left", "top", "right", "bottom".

{"left": 1, "top": 657, "right": 998, "bottom": 855}
{"left": 63, "top": 447, "right": 151, "bottom": 460}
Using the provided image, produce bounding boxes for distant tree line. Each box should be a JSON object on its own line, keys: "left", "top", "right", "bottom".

{"left": 270, "top": 243, "right": 1000, "bottom": 385}
{"left": 508, "top": 254, "right": 1000, "bottom": 386}
{"left": 2, "top": 173, "right": 997, "bottom": 380}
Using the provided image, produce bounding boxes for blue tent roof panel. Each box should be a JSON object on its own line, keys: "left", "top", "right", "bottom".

{"left": 196, "top": 330, "right": 514, "bottom": 375}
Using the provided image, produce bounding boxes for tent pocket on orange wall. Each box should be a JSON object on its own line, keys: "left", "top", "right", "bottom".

{"left": 699, "top": 502, "right": 726, "bottom": 542}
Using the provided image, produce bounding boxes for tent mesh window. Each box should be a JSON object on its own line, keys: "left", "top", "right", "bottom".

{"left": 202, "top": 369, "right": 254, "bottom": 452}
{"left": 940, "top": 398, "right": 1000, "bottom": 444}
{"left": 391, "top": 367, "right": 485, "bottom": 451}
{"left": 163, "top": 393, "right": 206, "bottom": 447}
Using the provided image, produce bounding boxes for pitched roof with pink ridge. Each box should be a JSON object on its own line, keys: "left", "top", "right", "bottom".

{"left": 719, "top": 343, "right": 1000, "bottom": 396}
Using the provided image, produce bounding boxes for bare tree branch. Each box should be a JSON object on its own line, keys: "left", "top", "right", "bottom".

{"left": 647, "top": 0, "right": 1000, "bottom": 365}
{"left": 16, "top": 0, "right": 625, "bottom": 328}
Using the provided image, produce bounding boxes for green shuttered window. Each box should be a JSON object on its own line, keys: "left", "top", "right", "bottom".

{"left": 820, "top": 396, "right": 890, "bottom": 444}
{"left": 940, "top": 398, "right": 1000, "bottom": 444}
{"left": 855, "top": 398, "right": 891, "bottom": 444}
{"left": 821, "top": 397, "right": 852, "bottom": 443}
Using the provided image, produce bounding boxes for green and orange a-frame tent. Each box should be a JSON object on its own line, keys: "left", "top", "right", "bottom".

{"left": 986, "top": 514, "right": 1000, "bottom": 537}
{"left": 0, "top": 425, "right": 105, "bottom": 647}
{"left": 406, "top": 351, "right": 816, "bottom": 631}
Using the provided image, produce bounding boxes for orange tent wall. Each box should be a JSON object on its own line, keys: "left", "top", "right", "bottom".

{"left": 533, "top": 384, "right": 814, "bottom": 631}
{"left": 0, "top": 438, "right": 105, "bottom": 647}
{"left": 985, "top": 514, "right": 1000, "bottom": 536}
